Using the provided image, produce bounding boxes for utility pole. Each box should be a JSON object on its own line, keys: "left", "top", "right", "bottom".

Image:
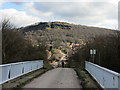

{"left": 99, "top": 52, "right": 100, "bottom": 65}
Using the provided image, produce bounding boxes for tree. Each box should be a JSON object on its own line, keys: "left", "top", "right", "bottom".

{"left": 69, "top": 31, "right": 120, "bottom": 73}
{"left": 2, "top": 19, "right": 47, "bottom": 64}
{"left": 2, "top": 19, "right": 27, "bottom": 63}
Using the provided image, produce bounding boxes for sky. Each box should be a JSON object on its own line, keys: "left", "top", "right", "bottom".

{"left": 0, "top": 0, "right": 119, "bottom": 29}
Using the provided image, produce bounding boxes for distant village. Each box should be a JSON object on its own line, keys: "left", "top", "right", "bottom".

{"left": 46, "top": 41, "right": 86, "bottom": 68}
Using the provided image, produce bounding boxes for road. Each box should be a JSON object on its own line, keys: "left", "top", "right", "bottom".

{"left": 24, "top": 68, "right": 82, "bottom": 88}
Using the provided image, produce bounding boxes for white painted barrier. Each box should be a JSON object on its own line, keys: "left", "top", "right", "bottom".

{"left": 0, "top": 60, "right": 43, "bottom": 84}
{"left": 85, "top": 61, "right": 120, "bottom": 89}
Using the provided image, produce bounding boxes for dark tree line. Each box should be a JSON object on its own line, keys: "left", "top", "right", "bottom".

{"left": 2, "top": 19, "right": 46, "bottom": 64}
{"left": 69, "top": 31, "right": 120, "bottom": 73}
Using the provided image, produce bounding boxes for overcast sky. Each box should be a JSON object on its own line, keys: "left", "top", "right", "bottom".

{"left": 0, "top": 0, "right": 119, "bottom": 29}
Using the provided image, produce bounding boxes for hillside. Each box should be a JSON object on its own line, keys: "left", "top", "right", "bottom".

{"left": 19, "top": 22, "right": 115, "bottom": 46}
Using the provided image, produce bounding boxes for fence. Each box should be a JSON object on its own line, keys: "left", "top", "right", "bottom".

{"left": 0, "top": 60, "right": 43, "bottom": 84}
{"left": 85, "top": 61, "right": 120, "bottom": 89}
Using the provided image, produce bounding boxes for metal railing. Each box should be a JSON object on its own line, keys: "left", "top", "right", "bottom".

{"left": 0, "top": 60, "right": 43, "bottom": 84}
{"left": 85, "top": 61, "right": 120, "bottom": 89}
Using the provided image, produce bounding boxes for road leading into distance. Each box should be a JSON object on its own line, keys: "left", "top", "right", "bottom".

{"left": 24, "top": 68, "right": 82, "bottom": 88}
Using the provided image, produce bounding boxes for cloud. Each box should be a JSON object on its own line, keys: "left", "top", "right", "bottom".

{"left": 12, "top": 2, "right": 25, "bottom": 5}
{"left": 0, "top": 0, "right": 4, "bottom": 6}
{"left": 0, "top": 9, "right": 40, "bottom": 27}
{"left": 24, "top": 2, "right": 53, "bottom": 21}
{"left": 0, "top": 3, "right": 3, "bottom": 6}
{"left": 6, "top": 0, "right": 119, "bottom": 3}
{"left": 23, "top": 2, "right": 117, "bottom": 29}
{"left": 0, "top": 2, "right": 118, "bottom": 29}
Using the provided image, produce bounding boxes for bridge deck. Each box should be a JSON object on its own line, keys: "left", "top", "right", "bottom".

{"left": 24, "top": 68, "right": 82, "bottom": 88}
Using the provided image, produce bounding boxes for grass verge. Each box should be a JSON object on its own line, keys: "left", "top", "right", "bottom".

{"left": 16, "top": 63, "right": 53, "bottom": 88}
{"left": 74, "top": 67, "right": 102, "bottom": 89}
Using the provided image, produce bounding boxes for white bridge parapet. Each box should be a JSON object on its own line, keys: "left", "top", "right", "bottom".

{"left": 0, "top": 60, "right": 43, "bottom": 84}
{"left": 85, "top": 61, "right": 120, "bottom": 89}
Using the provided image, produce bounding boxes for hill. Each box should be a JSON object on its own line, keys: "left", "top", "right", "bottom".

{"left": 19, "top": 22, "right": 116, "bottom": 46}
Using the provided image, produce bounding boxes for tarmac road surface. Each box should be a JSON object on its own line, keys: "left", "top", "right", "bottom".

{"left": 24, "top": 68, "right": 82, "bottom": 88}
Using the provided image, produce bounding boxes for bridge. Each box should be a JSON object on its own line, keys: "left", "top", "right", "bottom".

{"left": 0, "top": 60, "right": 120, "bottom": 89}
